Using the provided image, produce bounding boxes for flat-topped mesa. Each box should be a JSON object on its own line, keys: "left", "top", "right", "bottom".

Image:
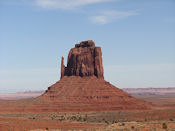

{"left": 60, "top": 40, "right": 104, "bottom": 79}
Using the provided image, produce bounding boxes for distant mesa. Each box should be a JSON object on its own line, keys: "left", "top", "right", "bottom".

{"left": 0, "top": 40, "right": 151, "bottom": 113}
{"left": 61, "top": 40, "right": 103, "bottom": 79}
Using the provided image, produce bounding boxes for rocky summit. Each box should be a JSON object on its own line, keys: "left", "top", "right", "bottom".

{"left": 0, "top": 40, "right": 151, "bottom": 113}
{"left": 61, "top": 40, "right": 103, "bottom": 79}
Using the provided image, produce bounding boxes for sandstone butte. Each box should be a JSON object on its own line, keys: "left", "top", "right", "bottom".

{"left": 0, "top": 40, "right": 151, "bottom": 113}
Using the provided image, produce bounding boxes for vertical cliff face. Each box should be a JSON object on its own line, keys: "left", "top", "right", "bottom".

{"left": 61, "top": 40, "right": 104, "bottom": 79}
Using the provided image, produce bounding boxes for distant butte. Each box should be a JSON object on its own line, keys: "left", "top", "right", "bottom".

{"left": 0, "top": 40, "right": 151, "bottom": 113}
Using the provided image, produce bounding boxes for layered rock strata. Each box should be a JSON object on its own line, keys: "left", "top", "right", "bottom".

{"left": 0, "top": 40, "right": 151, "bottom": 113}
{"left": 61, "top": 40, "right": 103, "bottom": 79}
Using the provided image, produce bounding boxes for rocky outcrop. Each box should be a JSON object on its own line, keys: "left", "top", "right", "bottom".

{"left": 0, "top": 40, "right": 151, "bottom": 113}
{"left": 61, "top": 40, "right": 104, "bottom": 79}
{"left": 61, "top": 56, "right": 65, "bottom": 79}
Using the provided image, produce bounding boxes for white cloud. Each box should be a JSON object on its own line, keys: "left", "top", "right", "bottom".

{"left": 34, "top": 0, "right": 114, "bottom": 10}
{"left": 90, "top": 16, "right": 109, "bottom": 25}
{"left": 89, "top": 10, "right": 138, "bottom": 25}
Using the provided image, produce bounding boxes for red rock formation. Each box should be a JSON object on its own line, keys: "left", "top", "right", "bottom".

{"left": 0, "top": 76, "right": 151, "bottom": 113}
{"left": 60, "top": 56, "right": 65, "bottom": 79}
{"left": 0, "top": 40, "right": 151, "bottom": 113}
{"left": 61, "top": 40, "right": 104, "bottom": 78}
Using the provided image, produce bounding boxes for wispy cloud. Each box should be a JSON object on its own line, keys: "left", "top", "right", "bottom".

{"left": 89, "top": 10, "right": 138, "bottom": 25}
{"left": 1, "top": 0, "right": 139, "bottom": 25}
{"left": 34, "top": 0, "right": 115, "bottom": 10}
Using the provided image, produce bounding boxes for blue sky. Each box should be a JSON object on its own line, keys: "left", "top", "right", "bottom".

{"left": 0, "top": 0, "right": 175, "bottom": 93}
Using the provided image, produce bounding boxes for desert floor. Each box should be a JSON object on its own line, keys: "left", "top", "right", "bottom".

{"left": 0, "top": 93, "right": 175, "bottom": 131}
{"left": 0, "top": 107, "right": 175, "bottom": 131}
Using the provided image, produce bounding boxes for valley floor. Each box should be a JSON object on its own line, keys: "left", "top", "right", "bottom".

{"left": 0, "top": 107, "right": 175, "bottom": 131}
{"left": 1, "top": 89, "right": 175, "bottom": 130}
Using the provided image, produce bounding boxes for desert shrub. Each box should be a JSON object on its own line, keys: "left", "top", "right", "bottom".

{"left": 162, "top": 123, "right": 167, "bottom": 129}
{"left": 112, "top": 120, "right": 117, "bottom": 124}
{"left": 83, "top": 114, "right": 88, "bottom": 121}
{"left": 170, "top": 118, "right": 174, "bottom": 121}
{"left": 59, "top": 118, "right": 65, "bottom": 121}
{"left": 70, "top": 116, "right": 77, "bottom": 120}
{"left": 77, "top": 116, "right": 82, "bottom": 121}
{"left": 28, "top": 117, "right": 35, "bottom": 120}
{"left": 119, "top": 123, "right": 125, "bottom": 126}
{"left": 51, "top": 114, "right": 56, "bottom": 120}
{"left": 131, "top": 126, "right": 135, "bottom": 129}
{"left": 83, "top": 117, "right": 87, "bottom": 121}
{"left": 59, "top": 115, "right": 65, "bottom": 121}
{"left": 105, "top": 120, "right": 109, "bottom": 124}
